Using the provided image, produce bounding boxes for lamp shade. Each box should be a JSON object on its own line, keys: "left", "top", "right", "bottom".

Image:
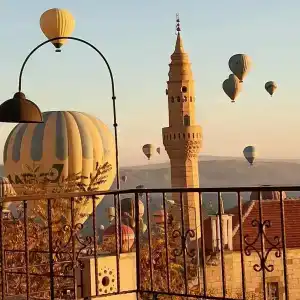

{"left": 0, "top": 92, "right": 43, "bottom": 123}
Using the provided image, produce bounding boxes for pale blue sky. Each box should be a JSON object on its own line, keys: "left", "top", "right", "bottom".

{"left": 0, "top": 1, "right": 299, "bottom": 166}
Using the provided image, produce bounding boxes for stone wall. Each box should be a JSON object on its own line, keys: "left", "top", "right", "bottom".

{"left": 203, "top": 249, "right": 300, "bottom": 299}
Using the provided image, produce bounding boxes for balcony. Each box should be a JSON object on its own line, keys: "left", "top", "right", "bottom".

{"left": 0, "top": 185, "right": 295, "bottom": 299}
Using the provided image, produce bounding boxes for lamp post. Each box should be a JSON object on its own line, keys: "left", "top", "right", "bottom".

{"left": 0, "top": 36, "right": 121, "bottom": 190}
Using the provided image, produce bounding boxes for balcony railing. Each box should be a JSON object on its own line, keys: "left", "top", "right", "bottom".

{"left": 0, "top": 185, "right": 296, "bottom": 299}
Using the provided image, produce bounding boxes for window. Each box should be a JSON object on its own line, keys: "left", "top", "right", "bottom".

{"left": 165, "top": 89, "right": 168, "bottom": 95}
{"left": 183, "top": 115, "right": 190, "bottom": 126}
{"left": 267, "top": 282, "right": 279, "bottom": 300}
{"left": 184, "top": 96, "right": 187, "bottom": 102}
{"left": 181, "top": 86, "right": 187, "bottom": 93}
{"left": 190, "top": 96, "right": 193, "bottom": 102}
{"left": 177, "top": 96, "right": 180, "bottom": 102}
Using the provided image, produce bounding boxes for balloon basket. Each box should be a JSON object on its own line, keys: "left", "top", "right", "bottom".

{"left": 55, "top": 49, "right": 62, "bottom": 53}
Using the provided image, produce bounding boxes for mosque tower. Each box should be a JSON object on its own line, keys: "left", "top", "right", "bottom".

{"left": 162, "top": 15, "right": 202, "bottom": 235}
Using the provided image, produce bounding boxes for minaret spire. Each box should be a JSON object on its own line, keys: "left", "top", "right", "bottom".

{"left": 176, "top": 13, "right": 181, "bottom": 34}
{"left": 174, "top": 13, "right": 184, "bottom": 54}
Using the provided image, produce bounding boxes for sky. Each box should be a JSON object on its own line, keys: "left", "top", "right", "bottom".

{"left": 0, "top": 1, "right": 300, "bottom": 166}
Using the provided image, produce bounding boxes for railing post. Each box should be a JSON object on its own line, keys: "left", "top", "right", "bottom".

{"left": 47, "top": 198, "right": 55, "bottom": 300}
{"left": 135, "top": 192, "right": 140, "bottom": 298}
{"left": 23, "top": 201, "right": 30, "bottom": 300}
{"left": 0, "top": 198, "right": 4, "bottom": 300}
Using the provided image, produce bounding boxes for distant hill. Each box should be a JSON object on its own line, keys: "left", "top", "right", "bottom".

{"left": 2, "top": 157, "right": 300, "bottom": 234}
{"left": 83, "top": 157, "right": 300, "bottom": 234}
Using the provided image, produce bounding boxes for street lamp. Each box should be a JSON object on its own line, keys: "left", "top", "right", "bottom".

{"left": 0, "top": 36, "right": 121, "bottom": 189}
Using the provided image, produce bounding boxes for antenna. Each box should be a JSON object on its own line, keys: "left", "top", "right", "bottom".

{"left": 176, "top": 13, "right": 181, "bottom": 35}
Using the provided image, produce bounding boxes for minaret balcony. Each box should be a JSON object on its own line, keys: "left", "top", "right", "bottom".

{"left": 162, "top": 125, "right": 202, "bottom": 159}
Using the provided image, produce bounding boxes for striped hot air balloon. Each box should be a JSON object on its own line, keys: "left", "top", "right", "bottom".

{"left": 3, "top": 111, "right": 116, "bottom": 224}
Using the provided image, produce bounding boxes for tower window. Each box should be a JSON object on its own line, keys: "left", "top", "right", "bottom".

{"left": 171, "top": 96, "right": 174, "bottom": 103}
{"left": 177, "top": 96, "right": 180, "bottom": 102}
{"left": 183, "top": 133, "right": 185, "bottom": 139}
{"left": 173, "top": 134, "right": 176, "bottom": 139}
{"left": 184, "top": 96, "right": 187, "bottom": 102}
{"left": 165, "top": 89, "right": 168, "bottom": 95}
{"left": 190, "top": 96, "right": 193, "bottom": 102}
{"left": 188, "top": 133, "right": 190, "bottom": 138}
{"left": 178, "top": 133, "right": 180, "bottom": 139}
{"left": 193, "top": 133, "right": 195, "bottom": 139}
{"left": 183, "top": 115, "right": 190, "bottom": 126}
{"left": 181, "top": 86, "right": 188, "bottom": 93}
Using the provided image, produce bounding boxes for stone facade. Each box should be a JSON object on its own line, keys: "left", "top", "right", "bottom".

{"left": 204, "top": 249, "right": 299, "bottom": 299}
{"left": 162, "top": 22, "right": 202, "bottom": 235}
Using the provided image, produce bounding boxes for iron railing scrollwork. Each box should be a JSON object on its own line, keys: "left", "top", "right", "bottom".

{"left": 244, "top": 219, "right": 281, "bottom": 272}
{"left": 0, "top": 186, "right": 294, "bottom": 299}
{"left": 54, "top": 223, "right": 93, "bottom": 272}
{"left": 172, "top": 229, "right": 196, "bottom": 262}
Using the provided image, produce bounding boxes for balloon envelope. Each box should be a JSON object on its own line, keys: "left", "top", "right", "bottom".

{"left": 228, "top": 54, "right": 251, "bottom": 82}
{"left": 142, "top": 144, "right": 154, "bottom": 160}
{"left": 222, "top": 74, "right": 242, "bottom": 102}
{"left": 3, "top": 111, "right": 116, "bottom": 224}
{"left": 243, "top": 146, "right": 256, "bottom": 165}
{"left": 40, "top": 8, "right": 75, "bottom": 51}
{"left": 265, "top": 81, "right": 277, "bottom": 96}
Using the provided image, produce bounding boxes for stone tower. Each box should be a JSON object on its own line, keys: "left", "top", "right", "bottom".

{"left": 162, "top": 16, "right": 202, "bottom": 235}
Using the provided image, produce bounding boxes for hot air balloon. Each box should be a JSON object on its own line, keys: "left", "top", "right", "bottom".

{"left": 121, "top": 175, "right": 128, "bottom": 183}
{"left": 40, "top": 8, "right": 75, "bottom": 52}
{"left": 222, "top": 74, "right": 242, "bottom": 102}
{"left": 3, "top": 111, "right": 116, "bottom": 225}
{"left": 228, "top": 54, "right": 252, "bottom": 82}
{"left": 121, "top": 197, "right": 144, "bottom": 220}
{"left": 156, "top": 147, "right": 161, "bottom": 155}
{"left": 102, "top": 224, "right": 135, "bottom": 253}
{"left": 265, "top": 81, "right": 277, "bottom": 96}
{"left": 243, "top": 146, "right": 256, "bottom": 166}
{"left": 142, "top": 144, "right": 154, "bottom": 160}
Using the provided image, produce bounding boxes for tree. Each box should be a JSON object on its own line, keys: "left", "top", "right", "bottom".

{"left": 139, "top": 209, "right": 199, "bottom": 300}
{"left": 2, "top": 162, "right": 112, "bottom": 299}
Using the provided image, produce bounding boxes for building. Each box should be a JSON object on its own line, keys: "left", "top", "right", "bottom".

{"left": 203, "top": 191, "right": 300, "bottom": 299}
{"left": 162, "top": 16, "right": 202, "bottom": 235}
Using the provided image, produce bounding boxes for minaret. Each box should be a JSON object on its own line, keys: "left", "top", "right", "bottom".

{"left": 162, "top": 15, "right": 202, "bottom": 235}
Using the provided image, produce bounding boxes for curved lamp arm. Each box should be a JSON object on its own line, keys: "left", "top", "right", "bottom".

{"left": 18, "top": 36, "right": 120, "bottom": 189}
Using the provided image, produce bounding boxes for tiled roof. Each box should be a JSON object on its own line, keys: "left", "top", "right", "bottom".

{"left": 203, "top": 199, "right": 300, "bottom": 251}
{"left": 232, "top": 199, "right": 300, "bottom": 250}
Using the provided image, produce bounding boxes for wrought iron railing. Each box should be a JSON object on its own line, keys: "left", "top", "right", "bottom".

{"left": 0, "top": 185, "right": 296, "bottom": 299}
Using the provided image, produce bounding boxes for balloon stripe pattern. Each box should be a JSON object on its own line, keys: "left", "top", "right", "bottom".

{"left": 4, "top": 111, "right": 116, "bottom": 206}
